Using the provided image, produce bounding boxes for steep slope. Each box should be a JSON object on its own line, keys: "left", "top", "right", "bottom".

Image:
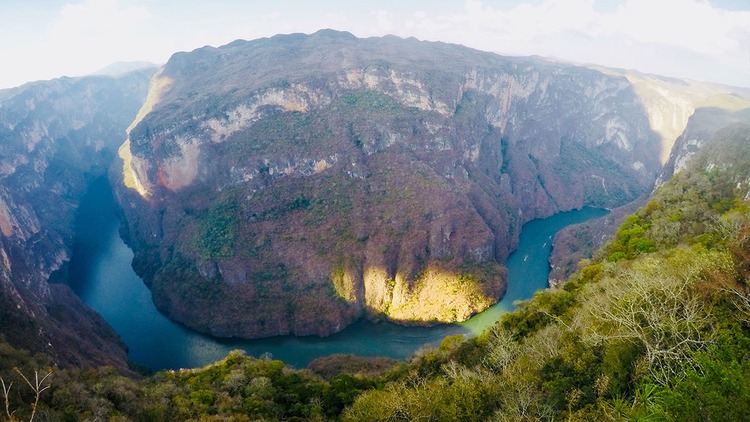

{"left": 343, "top": 121, "right": 750, "bottom": 421}
{"left": 550, "top": 94, "right": 750, "bottom": 283}
{"left": 657, "top": 95, "right": 750, "bottom": 186}
{"left": 546, "top": 70, "right": 748, "bottom": 278}
{"left": 115, "top": 30, "right": 662, "bottom": 339}
{"left": 587, "top": 67, "right": 750, "bottom": 164}
{"left": 0, "top": 70, "right": 153, "bottom": 370}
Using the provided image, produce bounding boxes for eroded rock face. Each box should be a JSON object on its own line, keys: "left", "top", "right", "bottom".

{"left": 0, "top": 70, "right": 152, "bottom": 371}
{"left": 550, "top": 96, "right": 750, "bottom": 285}
{"left": 115, "top": 30, "right": 662, "bottom": 338}
{"left": 656, "top": 100, "right": 750, "bottom": 187}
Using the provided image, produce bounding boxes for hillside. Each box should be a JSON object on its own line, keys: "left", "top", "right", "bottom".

{"left": 586, "top": 67, "right": 750, "bottom": 164}
{"left": 114, "top": 30, "right": 665, "bottom": 338}
{"left": 1, "top": 117, "right": 747, "bottom": 421}
{"left": 342, "top": 121, "right": 750, "bottom": 421}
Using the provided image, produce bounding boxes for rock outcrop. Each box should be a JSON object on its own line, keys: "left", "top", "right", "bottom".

{"left": 115, "top": 30, "right": 663, "bottom": 338}
{"left": 0, "top": 70, "right": 152, "bottom": 370}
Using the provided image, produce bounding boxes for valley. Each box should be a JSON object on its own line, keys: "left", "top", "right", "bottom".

{"left": 0, "top": 28, "right": 748, "bottom": 421}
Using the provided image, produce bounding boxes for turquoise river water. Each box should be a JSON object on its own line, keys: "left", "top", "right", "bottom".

{"left": 66, "top": 177, "right": 608, "bottom": 370}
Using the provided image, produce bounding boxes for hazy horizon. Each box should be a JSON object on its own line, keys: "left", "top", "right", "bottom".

{"left": 1, "top": 0, "right": 748, "bottom": 90}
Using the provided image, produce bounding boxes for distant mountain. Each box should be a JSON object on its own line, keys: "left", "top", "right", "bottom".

{"left": 92, "top": 61, "right": 158, "bottom": 77}
{"left": 586, "top": 66, "right": 750, "bottom": 164}
{"left": 114, "top": 30, "right": 668, "bottom": 339}
{"left": 656, "top": 94, "right": 750, "bottom": 187}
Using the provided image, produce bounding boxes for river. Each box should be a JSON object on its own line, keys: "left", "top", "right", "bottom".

{"left": 66, "top": 176, "right": 608, "bottom": 370}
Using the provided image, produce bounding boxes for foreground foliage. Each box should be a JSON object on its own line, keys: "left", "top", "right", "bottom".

{"left": 343, "top": 126, "right": 750, "bottom": 421}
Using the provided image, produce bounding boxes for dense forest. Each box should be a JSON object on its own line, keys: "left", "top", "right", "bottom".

{"left": 1, "top": 125, "right": 749, "bottom": 421}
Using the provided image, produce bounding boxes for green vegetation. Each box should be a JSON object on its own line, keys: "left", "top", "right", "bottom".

{"left": 0, "top": 348, "right": 385, "bottom": 421}
{"left": 606, "top": 213, "right": 656, "bottom": 261}
{"left": 339, "top": 90, "right": 402, "bottom": 113}
{"left": 196, "top": 201, "right": 239, "bottom": 259}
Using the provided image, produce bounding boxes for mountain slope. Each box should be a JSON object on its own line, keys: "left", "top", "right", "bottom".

{"left": 0, "top": 70, "right": 153, "bottom": 371}
{"left": 587, "top": 67, "right": 750, "bottom": 164}
{"left": 343, "top": 120, "right": 750, "bottom": 421}
{"left": 657, "top": 95, "right": 750, "bottom": 186}
{"left": 549, "top": 96, "right": 750, "bottom": 284}
{"left": 114, "top": 30, "right": 663, "bottom": 338}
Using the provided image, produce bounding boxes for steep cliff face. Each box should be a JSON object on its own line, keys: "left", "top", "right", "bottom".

{"left": 549, "top": 94, "right": 750, "bottom": 284}
{"left": 0, "top": 70, "right": 152, "bottom": 370}
{"left": 115, "top": 30, "right": 662, "bottom": 338}
{"left": 656, "top": 95, "right": 750, "bottom": 187}
{"left": 587, "top": 68, "right": 750, "bottom": 165}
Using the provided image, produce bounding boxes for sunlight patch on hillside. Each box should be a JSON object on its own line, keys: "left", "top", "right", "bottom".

{"left": 118, "top": 139, "right": 149, "bottom": 198}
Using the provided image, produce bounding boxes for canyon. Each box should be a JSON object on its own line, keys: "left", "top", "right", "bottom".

{"left": 0, "top": 70, "right": 154, "bottom": 370}
{"left": 2, "top": 30, "right": 747, "bottom": 364}
{"left": 113, "top": 30, "right": 739, "bottom": 339}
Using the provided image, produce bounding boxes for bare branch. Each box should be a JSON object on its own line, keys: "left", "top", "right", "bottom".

{"left": 1, "top": 376, "right": 15, "bottom": 420}
{"left": 587, "top": 252, "right": 718, "bottom": 384}
{"left": 13, "top": 368, "right": 53, "bottom": 422}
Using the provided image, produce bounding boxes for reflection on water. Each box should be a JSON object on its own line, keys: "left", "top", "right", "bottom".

{"left": 67, "top": 177, "right": 608, "bottom": 370}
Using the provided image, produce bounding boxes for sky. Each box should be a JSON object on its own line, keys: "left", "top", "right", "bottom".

{"left": 0, "top": 0, "right": 748, "bottom": 90}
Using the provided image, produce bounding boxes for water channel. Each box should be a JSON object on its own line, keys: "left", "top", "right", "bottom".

{"left": 66, "top": 176, "right": 608, "bottom": 370}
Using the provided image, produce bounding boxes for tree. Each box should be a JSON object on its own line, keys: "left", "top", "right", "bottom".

{"left": 588, "top": 249, "right": 732, "bottom": 384}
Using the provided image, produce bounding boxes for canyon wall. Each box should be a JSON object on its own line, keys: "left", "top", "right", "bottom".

{"left": 115, "top": 30, "right": 663, "bottom": 338}
{"left": 0, "top": 70, "right": 152, "bottom": 370}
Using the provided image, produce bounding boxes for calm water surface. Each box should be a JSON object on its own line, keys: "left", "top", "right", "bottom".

{"left": 67, "top": 177, "right": 608, "bottom": 370}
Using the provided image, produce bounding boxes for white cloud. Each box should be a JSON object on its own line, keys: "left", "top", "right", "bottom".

{"left": 378, "top": 0, "right": 750, "bottom": 86}
{"left": 40, "top": 0, "right": 157, "bottom": 79}
{"left": 600, "top": 0, "right": 747, "bottom": 55}
{"left": 0, "top": 0, "right": 747, "bottom": 89}
{"left": 52, "top": 0, "right": 151, "bottom": 38}
{"left": 399, "top": 0, "right": 748, "bottom": 55}
{"left": 372, "top": 10, "right": 395, "bottom": 34}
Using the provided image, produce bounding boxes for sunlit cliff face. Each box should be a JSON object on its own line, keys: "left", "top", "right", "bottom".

{"left": 120, "top": 68, "right": 455, "bottom": 198}
{"left": 333, "top": 264, "right": 501, "bottom": 324}
{"left": 120, "top": 68, "right": 174, "bottom": 198}
{"left": 119, "top": 139, "right": 149, "bottom": 197}
{"left": 0, "top": 197, "right": 14, "bottom": 237}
